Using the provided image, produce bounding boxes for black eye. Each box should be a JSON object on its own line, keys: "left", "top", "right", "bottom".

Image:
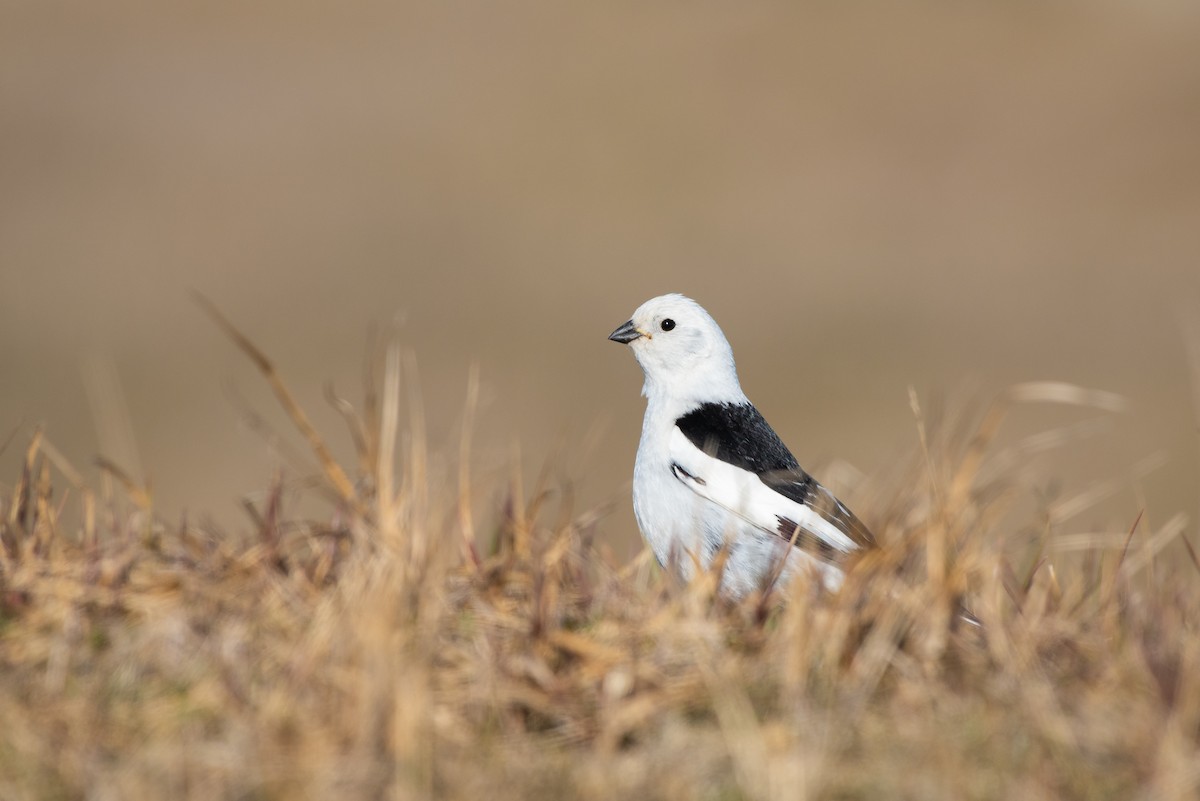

{"left": 660, "top": 318, "right": 676, "bottom": 331}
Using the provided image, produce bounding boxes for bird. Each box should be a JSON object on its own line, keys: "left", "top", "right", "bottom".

{"left": 608, "top": 293, "right": 875, "bottom": 599}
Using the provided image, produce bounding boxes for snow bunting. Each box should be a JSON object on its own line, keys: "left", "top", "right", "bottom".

{"left": 609, "top": 293, "right": 874, "bottom": 598}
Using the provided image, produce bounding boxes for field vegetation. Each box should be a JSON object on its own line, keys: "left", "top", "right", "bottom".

{"left": 2, "top": 312, "right": 1198, "bottom": 800}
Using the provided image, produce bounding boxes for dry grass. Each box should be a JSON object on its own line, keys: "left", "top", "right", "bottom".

{"left": 2, "top": 320, "right": 1199, "bottom": 801}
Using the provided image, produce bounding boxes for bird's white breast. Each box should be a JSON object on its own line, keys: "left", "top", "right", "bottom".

{"left": 631, "top": 396, "right": 710, "bottom": 569}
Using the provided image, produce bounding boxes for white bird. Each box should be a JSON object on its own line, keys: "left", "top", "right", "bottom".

{"left": 608, "top": 293, "right": 875, "bottom": 598}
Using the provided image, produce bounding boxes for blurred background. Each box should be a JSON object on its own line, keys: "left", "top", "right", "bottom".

{"left": 3, "top": 1, "right": 1199, "bottom": 550}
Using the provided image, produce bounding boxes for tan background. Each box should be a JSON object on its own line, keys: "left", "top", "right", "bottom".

{"left": 3, "top": 1, "right": 1198, "bottom": 547}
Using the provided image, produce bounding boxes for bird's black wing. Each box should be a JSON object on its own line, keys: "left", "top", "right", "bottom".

{"left": 675, "top": 401, "right": 799, "bottom": 473}
{"left": 674, "top": 401, "right": 875, "bottom": 551}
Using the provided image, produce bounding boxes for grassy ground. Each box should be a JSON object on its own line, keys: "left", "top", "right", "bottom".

{"left": 2, "top": 322, "right": 1198, "bottom": 801}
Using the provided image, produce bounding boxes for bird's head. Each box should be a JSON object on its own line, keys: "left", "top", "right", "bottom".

{"left": 608, "top": 294, "right": 744, "bottom": 402}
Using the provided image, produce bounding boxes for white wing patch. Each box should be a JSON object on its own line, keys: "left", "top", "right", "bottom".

{"left": 667, "top": 426, "right": 859, "bottom": 555}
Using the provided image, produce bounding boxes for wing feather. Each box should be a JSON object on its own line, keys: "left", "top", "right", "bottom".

{"left": 668, "top": 426, "right": 870, "bottom": 562}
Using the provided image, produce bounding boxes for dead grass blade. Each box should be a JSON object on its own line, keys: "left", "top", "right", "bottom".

{"left": 456, "top": 362, "right": 480, "bottom": 568}
{"left": 1120, "top": 513, "right": 1189, "bottom": 578}
{"left": 375, "top": 339, "right": 402, "bottom": 537}
{"left": 193, "top": 292, "right": 359, "bottom": 511}
{"left": 324, "top": 380, "right": 370, "bottom": 476}
{"left": 36, "top": 436, "right": 86, "bottom": 490}
{"left": 94, "top": 456, "right": 152, "bottom": 511}
{"left": 949, "top": 382, "right": 1128, "bottom": 512}
{"left": 1115, "top": 509, "right": 1145, "bottom": 575}
{"left": 0, "top": 419, "right": 22, "bottom": 459}
{"left": 1181, "top": 535, "right": 1200, "bottom": 578}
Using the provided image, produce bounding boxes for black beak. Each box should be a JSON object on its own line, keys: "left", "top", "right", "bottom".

{"left": 608, "top": 320, "right": 643, "bottom": 344}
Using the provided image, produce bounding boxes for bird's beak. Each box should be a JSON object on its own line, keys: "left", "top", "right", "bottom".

{"left": 608, "top": 320, "right": 644, "bottom": 344}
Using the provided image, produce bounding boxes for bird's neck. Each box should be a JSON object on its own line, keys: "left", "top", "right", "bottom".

{"left": 642, "top": 379, "right": 748, "bottom": 432}
{"left": 641, "top": 360, "right": 746, "bottom": 412}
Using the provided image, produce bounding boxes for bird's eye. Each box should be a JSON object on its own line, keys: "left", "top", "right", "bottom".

{"left": 660, "top": 319, "right": 676, "bottom": 331}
